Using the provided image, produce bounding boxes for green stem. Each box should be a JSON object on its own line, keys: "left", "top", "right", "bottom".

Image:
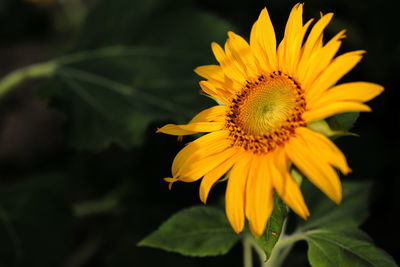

{"left": 73, "top": 195, "right": 119, "bottom": 217}
{"left": 242, "top": 234, "right": 253, "bottom": 267}
{"left": 58, "top": 0, "right": 87, "bottom": 30}
{"left": 73, "top": 184, "right": 129, "bottom": 217}
{"left": 242, "top": 221, "right": 306, "bottom": 267}
{"left": 63, "top": 234, "right": 102, "bottom": 267}
{"left": 265, "top": 231, "right": 307, "bottom": 267}
{"left": 0, "top": 46, "right": 155, "bottom": 100}
{"left": 243, "top": 233, "right": 268, "bottom": 267}
{"left": 275, "top": 232, "right": 306, "bottom": 249}
{"left": 269, "top": 242, "right": 294, "bottom": 267}
{"left": 0, "top": 61, "right": 57, "bottom": 98}
{"left": 0, "top": 45, "right": 197, "bottom": 111}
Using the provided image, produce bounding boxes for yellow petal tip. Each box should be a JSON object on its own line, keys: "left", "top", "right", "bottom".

{"left": 343, "top": 167, "right": 352, "bottom": 175}
{"left": 193, "top": 66, "right": 201, "bottom": 74}
{"left": 199, "top": 188, "right": 207, "bottom": 204}
{"left": 232, "top": 226, "right": 243, "bottom": 234}
{"left": 211, "top": 42, "right": 220, "bottom": 50}
{"left": 156, "top": 125, "right": 171, "bottom": 134}
{"left": 299, "top": 209, "right": 311, "bottom": 220}
{"left": 249, "top": 223, "right": 265, "bottom": 237}
{"left": 164, "top": 177, "right": 179, "bottom": 190}
{"left": 333, "top": 194, "right": 342, "bottom": 204}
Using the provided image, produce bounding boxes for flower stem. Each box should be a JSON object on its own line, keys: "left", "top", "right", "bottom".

{"left": 73, "top": 184, "right": 129, "bottom": 217}
{"left": 242, "top": 234, "right": 253, "bottom": 267}
{"left": 0, "top": 61, "right": 57, "bottom": 98}
{"left": 242, "top": 224, "right": 306, "bottom": 267}
{"left": 264, "top": 231, "right": 307, "bottom": 266}
{"left": 243, "top": 233, "right": 268, "bottom": 267}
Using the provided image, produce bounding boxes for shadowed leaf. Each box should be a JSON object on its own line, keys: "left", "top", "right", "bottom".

{"left": 138, "top": 206, "right": 240, "bottom": 257}
{"left": 256, "top": 196, "right": 287, "bottom": 260}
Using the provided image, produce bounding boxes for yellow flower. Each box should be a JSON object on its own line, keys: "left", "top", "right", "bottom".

{"left": 157, "top": 3, "right": 383, "bottom": 236}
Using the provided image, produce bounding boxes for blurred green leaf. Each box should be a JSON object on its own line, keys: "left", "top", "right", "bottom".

{"left": 298, "top": 181, "right": 371, "bottom": 231}
{"left": 328, "top": 112, "right": 360, "bottom": 132}
{"left": 39, "top": 48, "right": 208, "bottom": 150}
{"left": 306, "top": 227, "right": 397, "bottom": 267}
{"left": 0, "top": 173, "right": 73, "bottom": 267}
{"left": 138, "top": 206, "right": 240, "bottom": 257}
{"left": 37, "top": 0, "right": 235, "bottom": 151}
{"left": 307, "top": 119, "right": 358, "bottom": 138}
{"left": 256, "top": 195, "right": 287, "bottom": 260}
{"left": 74, "top": 0, "right": 235, "bottom": 50}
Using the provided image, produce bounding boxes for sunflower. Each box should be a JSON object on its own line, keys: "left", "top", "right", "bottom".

{"left": 157, "top": 3, "right": 383, "bottom": 236}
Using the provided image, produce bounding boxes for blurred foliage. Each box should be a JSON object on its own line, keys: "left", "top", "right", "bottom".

{"left": 39, "top": 0, "right": 235, "bottom": 150}
{"left": 0, "top": 173, "right": 73, "bottom": 267}
{"left": 0, "top": 0, "right": 399, "bottom": 266}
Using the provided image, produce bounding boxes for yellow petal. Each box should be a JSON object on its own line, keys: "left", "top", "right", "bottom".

{"left": 179, "top": 147, "right": 237, "bottom": 183}
{"left": 171, "top": 130, "right": 229, "bottom": 176}
{"left": 194, "top": 65, "right": 225, "bottom": 83}
{"left": 157, "top": 121, "right": 224, "bottom": 136}
{"left": 224, "top": 43, "right": 250, "bottom": 80}
{"left": 309, "top": 82, "right": 384, "bottom": 109}
{"left": 249, "top": 23, "right": 268, "bottom": 72}
{"left": 300, "top": 30, "right": 346, "bottom": 89}
{"left": 285, "top": 134, "right": 342, "bottom": 204}
{"left": 157, "top": 124, "right": 196, "bottom": 136}
{"left": 271, "top": 147, "right": 310, "bottom": 219}
{"left": 189, "top": 105, "right": 226, "bottom": 124}
{"left": 250, "top": 7, "right": 277, "bottom": 72}
{"left": 287, "top": 18, "right": 313, "bottom": 74}
{"left": 160, "top": 105, "right": 225, "bottom": 138}
{"left": 278, "top": 3, "right": 304, "bottom": 73}
{"left": 225, "top": 32, "right": 258, "bottom": 78}
{"left": 303, "top": 101, "right": 371, "bottom": 122}
{"left": 245, "top": 155, "right": 274, "bottom": 236}
{"left": 307, "top": 50, "right": 365, "bottom": 101}
{"left": 199, "top": 150, "right": 241, "bottom": 203}
{"left": 297, "top": 127, "right": 351, "bottom": 174}
{"left": 199, "top": 81, "right": 232, "bottom": 105}
{"left": 225, "top": 154, "right": 251, "bottom": 234}
{"left": 211, "top": 42, "right": 246, "bottom": 84}
{"left": 299, "top": 13, "right": 334, "bottom": 69}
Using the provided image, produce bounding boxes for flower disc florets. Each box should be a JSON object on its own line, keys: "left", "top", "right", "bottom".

{"left": 226, "top": 71, "right": 306, "bottom": 154}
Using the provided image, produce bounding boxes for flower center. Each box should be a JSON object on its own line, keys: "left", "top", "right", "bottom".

{"left": 226, "top": 71, "right": 306, "bottom": 154}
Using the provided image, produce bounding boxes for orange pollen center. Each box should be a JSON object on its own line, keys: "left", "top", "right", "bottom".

{"left": 225, "top": 71, "right": 306, "bottom": 154}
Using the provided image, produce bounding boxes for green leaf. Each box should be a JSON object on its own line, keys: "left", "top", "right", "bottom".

{"left": 39, "top": 49, "right": 206, "bottom": 151}
{"left": 291, "top": 181, "right": 397, "bottom": 267}
{"left": 298, "top": 181, "right": 371, "bottom": 230}
{"left": 138, "top": 206, "right": 240, "bottom": 257}
{"left": 256, "top": 195, "right": 287, "bottom": 260}
{"left": 306, "top": 228, "right": 397, "bottom": 267}
{"left": 328, "top": 112, "right": 360, "bottom": 132}
{"left": 37, "top": 0, "right": 235, "bottom": 151}
{"left": 307, "top": 119, "right": 358, "bottom": 138}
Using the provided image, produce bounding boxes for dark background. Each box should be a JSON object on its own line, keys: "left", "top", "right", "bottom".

{"left": 0, "top": 0, "right": 398, "bottom": 266}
